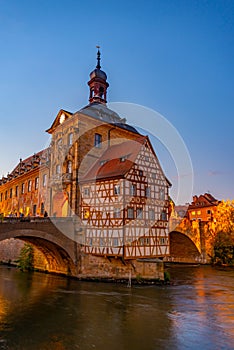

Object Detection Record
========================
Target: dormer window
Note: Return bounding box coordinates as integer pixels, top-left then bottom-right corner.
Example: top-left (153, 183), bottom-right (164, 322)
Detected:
top-left (120, 156), bottom-right (127, 162)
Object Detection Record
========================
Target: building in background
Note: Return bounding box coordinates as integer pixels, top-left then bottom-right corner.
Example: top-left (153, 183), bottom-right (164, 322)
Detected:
top-left (187, 193), bottom-right (220, 222)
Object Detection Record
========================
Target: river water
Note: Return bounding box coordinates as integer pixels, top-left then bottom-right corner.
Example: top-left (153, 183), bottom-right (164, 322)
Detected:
top-left (0, 265), bottom-right (233, 350)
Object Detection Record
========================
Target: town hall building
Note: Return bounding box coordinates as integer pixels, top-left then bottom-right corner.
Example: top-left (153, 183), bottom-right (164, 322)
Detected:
top-left (0, 49), bottom-right (171, 261)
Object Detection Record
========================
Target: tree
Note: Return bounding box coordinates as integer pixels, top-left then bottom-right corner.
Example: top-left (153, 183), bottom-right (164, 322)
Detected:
top-left (17, 243), bottom-right (34, 271)
top-left (213, 200), bottom-right (234, 234)
top-left (210, 200), bottom-right (234, 265)
top-left (212, 231), bottom-right (234, 266)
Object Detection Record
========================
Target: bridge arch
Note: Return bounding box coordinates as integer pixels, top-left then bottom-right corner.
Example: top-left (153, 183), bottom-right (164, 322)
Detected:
top-left (168, 231), bottom-right (201, 263)
top-left (0, 223), bottom-right (78, 275)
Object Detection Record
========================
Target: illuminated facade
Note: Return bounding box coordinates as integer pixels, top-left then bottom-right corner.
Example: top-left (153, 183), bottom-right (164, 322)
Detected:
top-left (0, 49), bottom-right (171, 259)
top-left (187, 193), bottom-right (219, 222)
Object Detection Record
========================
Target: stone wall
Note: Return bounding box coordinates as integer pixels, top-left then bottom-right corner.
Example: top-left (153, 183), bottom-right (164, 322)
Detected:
top-left (79, 253), bottom-right (164, 281)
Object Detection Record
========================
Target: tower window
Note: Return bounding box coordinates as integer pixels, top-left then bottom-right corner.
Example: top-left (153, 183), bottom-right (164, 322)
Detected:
top-left (94, 133), bottom-right (102, 148)
top-left (99, 86), bottom-right (104, 98)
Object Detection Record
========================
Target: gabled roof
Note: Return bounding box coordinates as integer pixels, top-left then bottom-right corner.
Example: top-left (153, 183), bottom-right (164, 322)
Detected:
top-left (80, 136), bottom-right (147, 183)
top-left (188, 193), bottom-right (219, 209)
top-left (46, 109), bottom-right (73, 134)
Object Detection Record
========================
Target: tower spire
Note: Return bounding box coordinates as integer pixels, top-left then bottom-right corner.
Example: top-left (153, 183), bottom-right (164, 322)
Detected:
top-left (87, 46), bottom-right (109, 105)
top-left (96, 45), bottom-right (101, 69)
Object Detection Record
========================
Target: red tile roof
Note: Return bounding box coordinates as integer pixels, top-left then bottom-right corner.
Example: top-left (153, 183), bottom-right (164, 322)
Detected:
top-left (80, 137), bottom-right (146, 182)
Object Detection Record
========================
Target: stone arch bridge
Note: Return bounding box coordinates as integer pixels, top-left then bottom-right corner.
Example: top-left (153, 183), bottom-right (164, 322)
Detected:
top-left (0, 217), bottom-right (81, 275)
top-left (0, 217), bottom-right (208, 279)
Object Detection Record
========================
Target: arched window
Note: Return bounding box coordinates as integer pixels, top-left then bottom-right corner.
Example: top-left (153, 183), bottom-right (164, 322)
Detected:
top-left (67, 161), bottom-right (72, 174)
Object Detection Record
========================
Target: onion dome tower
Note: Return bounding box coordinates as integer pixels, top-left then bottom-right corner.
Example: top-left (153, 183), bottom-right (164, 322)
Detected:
top-left (88, 47), bottom-right (109, 104)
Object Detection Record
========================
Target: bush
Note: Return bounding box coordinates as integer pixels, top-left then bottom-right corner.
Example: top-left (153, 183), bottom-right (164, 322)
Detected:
top-left (17, 243), bottom-right (34, 271)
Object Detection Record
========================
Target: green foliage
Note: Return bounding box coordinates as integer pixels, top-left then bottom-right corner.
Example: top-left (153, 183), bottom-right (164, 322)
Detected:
top-left (17, 243), bottom-right (34, 271)
top-left (164, 271), bottom-right (171, 282)
top-left (212, 231), bottom-right (234, 266)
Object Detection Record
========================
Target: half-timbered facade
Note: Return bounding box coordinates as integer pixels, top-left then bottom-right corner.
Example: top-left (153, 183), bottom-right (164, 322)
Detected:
top-left (80, 137), bottom-right (171, 259)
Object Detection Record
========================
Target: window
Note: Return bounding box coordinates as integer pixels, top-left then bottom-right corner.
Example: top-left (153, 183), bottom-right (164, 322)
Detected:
top-left (161, 211), bottom-right (167, 221)
top-left (15, 186), bottom-right (18, 197)
top-left (139, 170), bottom-right (143, 177)
top-left (114, 184), bottom-right (120, 195)
top-left (41, 202), bottom-right (45, 215)
top-left (192, 211), bottom-right (196, 215)
top-left (35, 177), bottom-right (39, 190)
top-left (139, 237), bottom-right (150, 246)
top-left (127, 207), bottom-right (134, 219)
top-left (56, 164), bottom-right (61, 174)
top-left (149, 209), bottom-right (155, 220)
top-left (42, 174), bottom-right (47, 187)
top-left (67, 161), bottom-right (72, 174)
top-left (84, 187), bottom-right (90, 197)
top-left (136, 207), bottom-right (143, 219)
top-left (94, 133), bottom-right (102, 148)
top-left (130, 184), bottom-right (137, 196)
top-left (99, 238), bottom-right (104, 247)
top-left (152, 173), bottom-right (156, 179)
top-left (9, 188), bottom-right (12, 199)
top-left (145, 156), bottom-right (149, 162)
top-left (5, 191), bottom-right (7, 200)
top-left (0, 193), bottom-right (2, 202)
top-left (197, 210), bottom-right (201, 215)
top-left (145, 186), bottom-right (150, 198)
top-left (83, 208), bottom-right (90, 220)
top-left (160, 237), bottom-right (166, 245)
top-left (28, 180), bottom-right (32, 192)
top-left (113, 208), bottom-right (121, 218)
top-left (68, 133), bottom-right (73, 146)
top-left (113, 238), bottom-right (119, 247)
top-left (21, 183), bottom-right (25, 194)
top-left (33, 204), bottom-right (37, 216)
top-left (57, 138), bottom-right (62, 147)
top-left (120, 156), bottom-right (127, 162)
top-left (207, 210), bottom-right (211, 214)
top-left (160, 188), bottom-right (165, 200)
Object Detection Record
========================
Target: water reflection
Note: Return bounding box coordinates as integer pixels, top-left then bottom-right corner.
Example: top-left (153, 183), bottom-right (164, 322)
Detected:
top-left (0, 265), bottom-right (233, 350)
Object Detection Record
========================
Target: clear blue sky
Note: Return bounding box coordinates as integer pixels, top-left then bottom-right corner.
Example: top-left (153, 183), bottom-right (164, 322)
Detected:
top-left (0, 0), bottom-right (233, 203)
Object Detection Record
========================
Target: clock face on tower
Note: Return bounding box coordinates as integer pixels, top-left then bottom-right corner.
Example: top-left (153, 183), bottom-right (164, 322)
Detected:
top-left (59, 113), bottom-right (65, 124)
